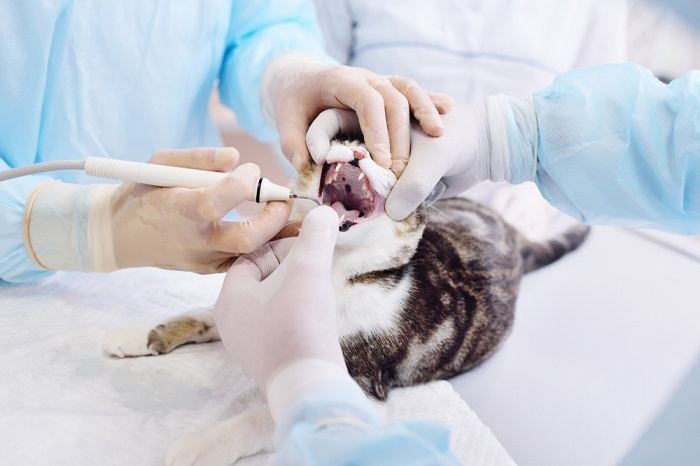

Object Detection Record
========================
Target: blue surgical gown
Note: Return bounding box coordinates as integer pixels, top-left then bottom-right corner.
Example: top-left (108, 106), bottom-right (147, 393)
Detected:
top-left (531, 64), bottom-right (700, 234)
top-left (0, 0), bottom-right (330, 283)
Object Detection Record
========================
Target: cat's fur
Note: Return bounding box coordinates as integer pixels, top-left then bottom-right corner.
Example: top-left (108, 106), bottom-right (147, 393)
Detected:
top-left (104, 141), bottom-right (589, 465)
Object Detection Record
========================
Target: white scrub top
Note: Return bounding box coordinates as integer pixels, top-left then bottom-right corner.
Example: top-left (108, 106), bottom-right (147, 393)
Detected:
top-left (315, 0), bottom-right (628, 101)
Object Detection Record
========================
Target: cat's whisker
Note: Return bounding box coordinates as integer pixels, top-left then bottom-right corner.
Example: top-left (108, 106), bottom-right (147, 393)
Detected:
top-left (428, 203), bottom-right (458, 225)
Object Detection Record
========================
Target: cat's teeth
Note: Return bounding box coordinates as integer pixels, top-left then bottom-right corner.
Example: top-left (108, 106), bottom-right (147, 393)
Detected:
top-left (335, 163), bottom-right (342, 173)
top-left (358, 172), bottom-right (365, 181)
top-left (361, 183), bottom-right (373, 201)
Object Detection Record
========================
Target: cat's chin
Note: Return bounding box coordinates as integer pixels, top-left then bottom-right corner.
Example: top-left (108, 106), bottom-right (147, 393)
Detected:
top-left (334, 211), bottom-right (392, 245)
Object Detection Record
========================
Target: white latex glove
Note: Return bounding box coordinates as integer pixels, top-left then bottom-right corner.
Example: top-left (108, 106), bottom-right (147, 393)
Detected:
top-left (386, 98), bottom-right (538, 220)
top-left (213, 206), bottom-right (344, 391)
top-left (385, 104), bottom-right (492, 221)
top-left (26, 148), bottom-right (293, 273)
top-left (264, 52), bottom-right (453, 175)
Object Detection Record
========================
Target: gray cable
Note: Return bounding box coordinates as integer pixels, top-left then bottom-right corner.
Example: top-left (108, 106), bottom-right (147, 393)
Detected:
top-left (0, 160), bottom-right (86, 182)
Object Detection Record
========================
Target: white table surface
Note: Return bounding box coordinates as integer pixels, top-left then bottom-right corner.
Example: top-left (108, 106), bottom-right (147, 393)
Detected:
top-left (450, 227), bottom-right (700, 466)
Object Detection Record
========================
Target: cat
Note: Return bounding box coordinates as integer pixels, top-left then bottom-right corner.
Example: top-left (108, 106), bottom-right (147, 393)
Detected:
top-left (103, 140), bottom-right (589, 465)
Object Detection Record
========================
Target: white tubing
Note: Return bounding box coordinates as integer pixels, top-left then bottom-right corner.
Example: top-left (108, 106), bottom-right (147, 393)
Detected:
top-left (0, 160), bottom-right (85, 181)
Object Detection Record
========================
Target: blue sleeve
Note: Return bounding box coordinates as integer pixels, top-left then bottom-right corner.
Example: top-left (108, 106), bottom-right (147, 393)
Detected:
top-left (219, 0), bottom-right (334, 142)
top-left (533, 64), bottom-right (700, 235)
top-left (0, 160), bottom-right (53, 283)
top-left (274, 384), bottom-right (461, 466)
top-left (655, 0), bottom-right (700, 30)
top-left (0, 3), bottom-right (64, 282)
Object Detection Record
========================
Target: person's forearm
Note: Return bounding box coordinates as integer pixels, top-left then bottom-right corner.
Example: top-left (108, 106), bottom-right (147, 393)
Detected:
top-left (219, 0), bottom-right (333, 141)
top-left (269, 360), bottom-right (460, 466)
top-left (531, 64), bottom-right (700, 234)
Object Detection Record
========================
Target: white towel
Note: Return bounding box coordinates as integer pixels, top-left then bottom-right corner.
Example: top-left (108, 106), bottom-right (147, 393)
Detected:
top-left (0, 268), bottom-right (513, 466)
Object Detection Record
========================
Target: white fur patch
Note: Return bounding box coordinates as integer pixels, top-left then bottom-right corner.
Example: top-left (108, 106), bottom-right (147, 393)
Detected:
top-left (326, 143), bottom-right (355, 163)
top-left (102, 327), bottom-right (156, 358)
top-left (358, 157), bottom-right (396, 198)
top-left (396, 320), bottom-right (455, 383)
top-left (336, 274), bottom-right (412, 338)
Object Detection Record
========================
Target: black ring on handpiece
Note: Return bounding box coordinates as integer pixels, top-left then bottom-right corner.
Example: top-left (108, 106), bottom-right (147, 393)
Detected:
top-left (255, 178), bottom-right (263, 203)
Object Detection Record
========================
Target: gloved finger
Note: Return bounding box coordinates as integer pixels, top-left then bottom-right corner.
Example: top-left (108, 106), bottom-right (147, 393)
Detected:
top-left (150, 147), bottom-right (240, 172)
top-left (234, 236), bottom-right (296, 282)
top-left (221, 256), bottom-right (263, 292)
top-left (241, 243), bottom-right (281, 280)
top-left (306, 109), bottom-right (361, 165)
top-left (424, 180), bottom-right (447, 205)
top-left (271, 221), bottom-right (302, 240)
top-left (389, 76), bottom-right (444, 138)
top-left (172, 163), bottom-right (261, 222)
top-left (285, 206), bottom-right (339, 273)
top-left (334, 83), bottom-right (392, 169)
top-left (385, 139), bottom-right (449, 221)
top-left (430, 93), bottom-right (455, 115)
top-left (209, 201), bottom-right (292, 254)
top-left (278, 106), bottom-right (313, 172)
top-left (269, 237), bottom-right (296, 263)
top-left (372, 79), bottom-right (411, 177)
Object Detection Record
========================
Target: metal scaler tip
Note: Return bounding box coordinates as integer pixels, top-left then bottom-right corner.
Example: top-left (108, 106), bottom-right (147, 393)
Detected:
top-left (290, 193), bottom-right (321, 206)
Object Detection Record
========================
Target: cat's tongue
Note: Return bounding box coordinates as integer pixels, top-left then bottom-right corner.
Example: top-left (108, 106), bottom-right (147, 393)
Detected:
top-left (331, 201), bottom-right (361, 222)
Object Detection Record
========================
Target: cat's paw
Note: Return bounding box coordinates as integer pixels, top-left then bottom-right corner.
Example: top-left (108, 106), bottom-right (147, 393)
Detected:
top-left (166, 432), bottom-right (211, 466)
top-left (165, 429), bottom-right (241, 466)
top-left (102, 327), bottom-right (158, 358)
top-left (165, 409), bottom-right (273, 466)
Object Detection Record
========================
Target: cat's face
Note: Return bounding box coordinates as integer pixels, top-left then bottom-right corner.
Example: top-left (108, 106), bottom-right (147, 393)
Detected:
top-left (292, 141), bottom-right (426, 274)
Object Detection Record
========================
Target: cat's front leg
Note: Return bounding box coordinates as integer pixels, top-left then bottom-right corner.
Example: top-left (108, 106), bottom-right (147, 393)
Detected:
top-left (103, 309), bottom-right (219, 357)
top-left (165, 406), bottom-right (274, 466)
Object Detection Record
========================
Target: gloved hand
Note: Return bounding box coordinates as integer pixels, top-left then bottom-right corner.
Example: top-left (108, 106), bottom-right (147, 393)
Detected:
top-left (26, 148), bottom-right (292, 273)
top-left (212, 206), bottom-right (344, 391)
top-left (263, 52), bottom-right (453, 175)
top-left (386, 97), bottom-right (538, 220)
top-left (385, 104), bottom-right (493, 221)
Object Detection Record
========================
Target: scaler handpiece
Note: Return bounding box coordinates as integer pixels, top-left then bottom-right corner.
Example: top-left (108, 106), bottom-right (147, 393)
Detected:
top-left (0, 157), bottom-right (321, 205)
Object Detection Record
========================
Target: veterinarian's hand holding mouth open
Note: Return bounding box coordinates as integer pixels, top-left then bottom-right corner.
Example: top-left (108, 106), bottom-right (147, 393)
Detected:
top-left (213, 206), bottom-right (460, 465)
top-left (272, 56), bottom-right (454, 174)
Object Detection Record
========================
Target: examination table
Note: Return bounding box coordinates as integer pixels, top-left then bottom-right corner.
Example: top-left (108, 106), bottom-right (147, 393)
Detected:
top-left (1, 227), bottom-right (698, 465)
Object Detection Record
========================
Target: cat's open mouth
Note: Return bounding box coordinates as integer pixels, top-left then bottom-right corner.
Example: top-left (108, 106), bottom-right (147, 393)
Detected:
top-left (320, 159), bottom-right (385, 232)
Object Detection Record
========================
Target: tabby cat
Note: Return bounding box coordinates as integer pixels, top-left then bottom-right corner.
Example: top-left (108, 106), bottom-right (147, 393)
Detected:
top-left (104, 140), bottom-right (589, 465)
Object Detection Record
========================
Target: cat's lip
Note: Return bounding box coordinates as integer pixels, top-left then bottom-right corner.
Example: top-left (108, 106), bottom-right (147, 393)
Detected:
top-left (320, 161), bottom-right (384, 231)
